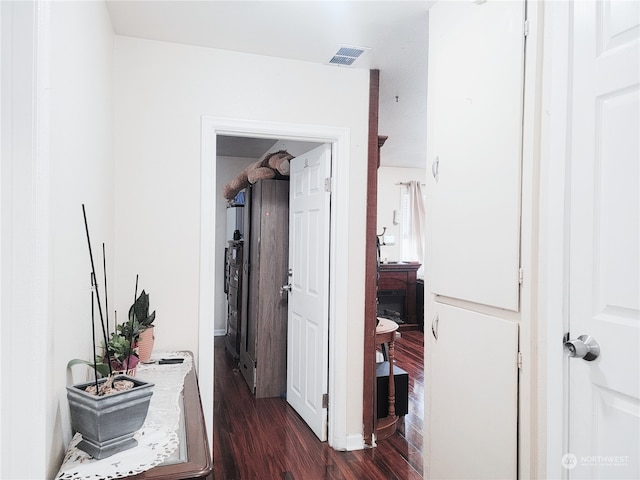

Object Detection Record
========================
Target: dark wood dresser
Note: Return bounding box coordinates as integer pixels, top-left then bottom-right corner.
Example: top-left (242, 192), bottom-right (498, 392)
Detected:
top-left (225, 241), bottom-right (243, 359)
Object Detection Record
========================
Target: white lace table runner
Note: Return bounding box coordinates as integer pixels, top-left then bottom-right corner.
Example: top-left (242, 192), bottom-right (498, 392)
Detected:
top-left (56, 351), bottom-right (193, 480)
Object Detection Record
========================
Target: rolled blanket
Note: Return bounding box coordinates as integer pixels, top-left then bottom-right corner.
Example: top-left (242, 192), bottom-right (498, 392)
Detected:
top-left (243, 160), bottom-right (262, 176)
top-left (248, 166), bottom-right (276, 184)
top-left (275, 158), bottom-right (290, 176)
top-left (264, 150), bottom-right (294, 176)
top-left (223, 170), bottom-right (250, 200)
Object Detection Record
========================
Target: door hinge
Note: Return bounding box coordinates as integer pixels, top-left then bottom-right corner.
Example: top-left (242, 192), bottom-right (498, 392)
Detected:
top-left (524, 19), bottom-right (530, 37)
top-left (322, 393), bottom-right (329, 408)
top-left (518, 267), bottom-right (524, 284)
top-left (517, 352), bottom-right (523, 370)
top-left (324, 178), bottom-right (332, 193)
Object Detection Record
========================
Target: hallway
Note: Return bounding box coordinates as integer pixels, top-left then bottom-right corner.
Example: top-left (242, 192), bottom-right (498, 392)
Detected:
top-left (213, 331), bottom-right (424, 479)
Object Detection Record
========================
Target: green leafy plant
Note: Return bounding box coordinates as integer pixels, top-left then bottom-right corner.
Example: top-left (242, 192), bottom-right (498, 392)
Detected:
top-left (129, 290), bottom-right (155, 331)
top-left (69, 318), bottom-right (142, 378)
top-left (68, 330), bottom-right (139, 378)
top-left (115, 316), bottom-right (141, 341)
top-left (97, 331), bottom-right (139, 374)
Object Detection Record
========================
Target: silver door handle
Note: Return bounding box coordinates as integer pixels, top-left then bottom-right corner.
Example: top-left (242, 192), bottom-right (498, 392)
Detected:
top-left (280, 284), bottom-right (292, 297)
top-left (431, 314), bottom-right (439, 341)
top-left (564, 335), bottom-right (600, 361)
top-left (432, 156), bottom-right (439, 182)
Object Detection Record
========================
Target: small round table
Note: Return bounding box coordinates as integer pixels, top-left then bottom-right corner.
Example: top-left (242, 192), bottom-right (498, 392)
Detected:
top-left (375, 317), bottom-right (399, 441)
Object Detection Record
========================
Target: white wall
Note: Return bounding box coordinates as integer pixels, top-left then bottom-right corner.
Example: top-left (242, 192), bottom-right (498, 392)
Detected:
top-left (214, 155), bottom-right (255, 335)
top-left (376, 166), bottom-right (426, 262)
top-left (48, 2), bottom-right (115, 477)
top-left (1, 1), bottom-right (115, 479)
top-left (114, 36), bottom-right (370, 439)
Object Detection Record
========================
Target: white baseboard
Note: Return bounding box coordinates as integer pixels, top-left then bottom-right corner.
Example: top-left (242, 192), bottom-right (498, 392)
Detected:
top-left (344, 433), bottom-right (366, 451)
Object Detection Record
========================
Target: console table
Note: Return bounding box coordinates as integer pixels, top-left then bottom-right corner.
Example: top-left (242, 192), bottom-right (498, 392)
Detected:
top-left (56, 352), bottom-right (212, 480)
top-left (130, 362), bottom-right (212, 480)
top-left (377, 262), bottom-right (421, 331)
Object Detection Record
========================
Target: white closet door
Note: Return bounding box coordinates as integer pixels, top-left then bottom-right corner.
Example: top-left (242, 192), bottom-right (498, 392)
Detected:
top-left (430, 303), bottom-right (519, 479)
top-left (428, 0), bottom-right (525, 311)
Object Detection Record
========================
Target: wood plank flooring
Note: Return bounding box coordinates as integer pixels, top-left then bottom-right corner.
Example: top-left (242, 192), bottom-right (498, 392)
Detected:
top-left (213, 330), bottom-right (424, 479)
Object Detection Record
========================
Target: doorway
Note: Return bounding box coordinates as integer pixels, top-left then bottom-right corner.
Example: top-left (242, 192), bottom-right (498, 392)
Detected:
top-left (199, 116), bottom-right (352, 452)
top-left (218, 138), bottom-right (329, 441)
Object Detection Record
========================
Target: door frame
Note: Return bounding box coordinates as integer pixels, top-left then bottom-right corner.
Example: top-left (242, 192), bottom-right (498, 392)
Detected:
top-left (1, 1), bottom-right (51, 477)
top-left (536, 1), bottom-right (586, 478)
top-left (199, 116), bottom-right (352, 452)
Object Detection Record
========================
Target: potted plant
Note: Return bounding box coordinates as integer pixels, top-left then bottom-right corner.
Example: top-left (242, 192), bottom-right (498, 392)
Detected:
top-left (99, 326), bottom-right (141, 376)
top-left (66, 373), bottom-right (153, 459)
top-left (66, 205), bottom-right (154, 459)
top-left (130, 290), bottom-right (156, 363)
top-left (66, 314), bottom-right (151, 459)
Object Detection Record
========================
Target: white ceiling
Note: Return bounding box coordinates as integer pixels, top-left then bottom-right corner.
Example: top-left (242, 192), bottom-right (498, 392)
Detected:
top-left (106, 1), bottom-right (433, 168)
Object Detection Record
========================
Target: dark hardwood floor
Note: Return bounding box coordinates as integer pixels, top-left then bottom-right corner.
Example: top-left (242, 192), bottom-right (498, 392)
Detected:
top-left (213, 330), bottom-right (424, 480)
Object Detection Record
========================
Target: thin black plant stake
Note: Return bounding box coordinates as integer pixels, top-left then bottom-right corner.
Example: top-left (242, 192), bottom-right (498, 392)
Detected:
top-left (91, 284), bottom-right (99, 395)
top-left (103, 243), bottom-right (109, 340)
top-left (125, 274), bottom-right (140, 374)
top-left (82, 204), bottom-right (112, 376)
top-left (92, 272), bottom-right (112, 377)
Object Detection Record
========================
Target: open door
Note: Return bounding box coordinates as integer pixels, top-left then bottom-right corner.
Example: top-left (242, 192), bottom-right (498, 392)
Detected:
top-left (285, 144), bottom-right (331, 441)
top-left (563, 2), bottom-right (640, 477)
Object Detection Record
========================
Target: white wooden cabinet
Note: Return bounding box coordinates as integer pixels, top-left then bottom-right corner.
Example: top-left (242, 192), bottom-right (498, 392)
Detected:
top-left (430, 303), bottom-right (518, 479)
top-left (428, 0), bottom-right (525, 312)
top-left (425, 1), bottom-right (526, 478)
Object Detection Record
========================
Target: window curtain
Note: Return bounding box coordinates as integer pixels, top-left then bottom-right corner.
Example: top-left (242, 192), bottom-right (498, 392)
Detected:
top-left (401, 181), bottom-right (426, 273)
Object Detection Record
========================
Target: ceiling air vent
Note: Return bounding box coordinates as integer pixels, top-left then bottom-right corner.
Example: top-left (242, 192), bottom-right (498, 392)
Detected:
top-left (330, 55), bottom-right (356, 66)
top-left (329, 45), bottom-right (369, 66)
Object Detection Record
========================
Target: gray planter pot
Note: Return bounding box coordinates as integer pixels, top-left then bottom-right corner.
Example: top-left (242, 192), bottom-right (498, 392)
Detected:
top-left (67, 375), bottom-right (154, 459)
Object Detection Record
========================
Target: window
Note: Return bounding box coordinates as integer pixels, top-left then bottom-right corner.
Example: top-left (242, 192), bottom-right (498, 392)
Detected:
top-left (399, 182), bottom-right (426, 274)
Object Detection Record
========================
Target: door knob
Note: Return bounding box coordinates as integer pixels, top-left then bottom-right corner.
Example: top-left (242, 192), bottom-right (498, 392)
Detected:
top-left (564, 335), bottom-right (600, 361)
top-left (279, 284), bottom-right (292, 297)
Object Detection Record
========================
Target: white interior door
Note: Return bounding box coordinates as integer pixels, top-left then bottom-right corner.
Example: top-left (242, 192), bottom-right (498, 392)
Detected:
top-left (565, 2), bottom-right (640, 478)
top-left (286, 144), bottom-right (331, 441)
top-left (430, 304), bottom-right (519, 479)
top-left (428, 0), bottom-right (525, 311)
